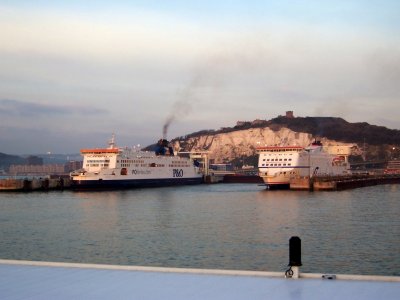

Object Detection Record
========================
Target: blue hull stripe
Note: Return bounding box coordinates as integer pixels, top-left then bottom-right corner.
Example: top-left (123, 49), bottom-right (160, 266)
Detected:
top-left (71, 177), bottom-right (203, 190)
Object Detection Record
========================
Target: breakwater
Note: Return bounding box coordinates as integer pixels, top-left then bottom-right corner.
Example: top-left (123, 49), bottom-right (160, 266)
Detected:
top-left (1, 173), bottom-right (400, 192)
top-left (0, 177), bottom-right (71, 191)
top-left (290, 174), bottom-right (400, 191)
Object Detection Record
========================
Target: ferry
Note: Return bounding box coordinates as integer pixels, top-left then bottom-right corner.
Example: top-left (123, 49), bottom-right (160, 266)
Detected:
top-left (70, 135), bottom-right (203, 190)
top-left (257, 140), bottom-right (351, 189)
top-left (384, 160), bottom-right (400, 174)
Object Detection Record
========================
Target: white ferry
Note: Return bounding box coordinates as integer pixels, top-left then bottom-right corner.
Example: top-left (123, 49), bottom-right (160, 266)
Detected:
top-left (257, 140), bottom-right (351, 189)
top-left (70, 135), bottom-right (203, 190)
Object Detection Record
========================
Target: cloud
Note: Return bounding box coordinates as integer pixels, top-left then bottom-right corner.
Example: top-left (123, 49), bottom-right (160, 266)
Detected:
top-left (0, 99), bottom-right (107, 117)
top-left (0, 5), bottom-right (212, 64)
top-left (0, 3), bottom-right (399, 154)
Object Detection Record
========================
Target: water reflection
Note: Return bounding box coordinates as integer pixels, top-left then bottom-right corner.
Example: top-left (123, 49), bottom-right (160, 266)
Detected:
top-left (0, 184), bottom-right (399, 275)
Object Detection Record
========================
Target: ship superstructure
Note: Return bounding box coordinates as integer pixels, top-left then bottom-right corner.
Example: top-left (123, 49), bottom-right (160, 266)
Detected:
top-left (70, 135), bottom-right (203, 190)
top-left (257, 141), bottom-right (351, 188)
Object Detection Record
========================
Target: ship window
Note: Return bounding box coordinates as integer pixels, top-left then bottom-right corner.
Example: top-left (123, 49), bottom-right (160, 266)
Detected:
top-left (263, 159), bottom-right (266, 161)
top-left (288, 163), bottom-right (291, 166)
top-left (284, 159), bottom-right (287, 161)
top-left (120, 168), bottom-right (127, 175)
top-left (279, 159), bottom-right (282, 161)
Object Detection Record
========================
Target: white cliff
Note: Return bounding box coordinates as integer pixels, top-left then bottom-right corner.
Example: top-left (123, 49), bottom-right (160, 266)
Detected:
top-left (175, 127), bottom-right (357, 163)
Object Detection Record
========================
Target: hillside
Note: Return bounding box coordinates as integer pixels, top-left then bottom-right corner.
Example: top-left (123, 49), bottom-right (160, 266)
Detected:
top-left (0, 153), bottom-right (25, 171)
top-left (169, 115), bottom-right (400, 166)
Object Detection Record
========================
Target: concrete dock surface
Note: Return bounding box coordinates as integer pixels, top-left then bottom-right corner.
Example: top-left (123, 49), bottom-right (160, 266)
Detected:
top-left (0, 260), bottom-right (399, 300)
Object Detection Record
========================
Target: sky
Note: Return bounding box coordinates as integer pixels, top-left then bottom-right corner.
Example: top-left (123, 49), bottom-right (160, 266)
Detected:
top-left (1, 0), bottom-right (399, 154)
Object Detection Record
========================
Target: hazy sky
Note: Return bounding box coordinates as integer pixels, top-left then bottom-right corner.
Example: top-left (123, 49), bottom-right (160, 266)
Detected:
top-left (1, 0), bottom-right (399, 154)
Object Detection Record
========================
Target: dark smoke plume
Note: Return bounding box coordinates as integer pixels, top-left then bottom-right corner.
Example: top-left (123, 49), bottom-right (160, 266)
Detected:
top-left (162, 40), bottom-right (273, 139)
top-left (162, 74), bottom-right (204, 139)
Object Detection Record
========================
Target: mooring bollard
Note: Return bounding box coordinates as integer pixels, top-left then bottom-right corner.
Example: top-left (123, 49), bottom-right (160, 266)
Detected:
top-left (286, 236), bottom-right (302, 279)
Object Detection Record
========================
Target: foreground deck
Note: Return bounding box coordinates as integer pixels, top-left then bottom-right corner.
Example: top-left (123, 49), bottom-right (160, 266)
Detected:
top-left (0, 260), bottom-right (399, 299)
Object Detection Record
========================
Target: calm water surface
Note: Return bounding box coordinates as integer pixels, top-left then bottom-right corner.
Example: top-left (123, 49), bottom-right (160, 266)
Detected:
top-left (0, 184), bottom-right (399, 276)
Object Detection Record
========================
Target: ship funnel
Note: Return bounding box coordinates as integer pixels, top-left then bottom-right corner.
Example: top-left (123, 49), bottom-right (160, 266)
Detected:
top-left (155, 139), bottom-right (174, 156)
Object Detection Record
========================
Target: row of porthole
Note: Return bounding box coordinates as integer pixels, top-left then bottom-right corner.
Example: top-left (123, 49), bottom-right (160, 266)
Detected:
top-left (262, 158), bottom-right (292, 162)
top-left (261, 163), bottom-right (292, 167)
top-left (120, 160), bottom-right (144, 163)
top-left (279, 171), bottom-right (297, 175)
top-left (86, 164), bottom-right (109, 167)
top-left (169, 165), bottom-right (189, 167)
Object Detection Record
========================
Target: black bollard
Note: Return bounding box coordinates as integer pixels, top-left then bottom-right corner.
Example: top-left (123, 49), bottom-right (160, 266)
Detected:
top-left (288, 236), bottom-right (302, 267)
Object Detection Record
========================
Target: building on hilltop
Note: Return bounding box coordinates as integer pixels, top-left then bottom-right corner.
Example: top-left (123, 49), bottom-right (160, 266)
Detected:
top-left (236, 121), bottom-right (246, 126)
top-left (251, 119), bottom-right (265, 126)
top-left (285, 111), bottom-right (294, 118)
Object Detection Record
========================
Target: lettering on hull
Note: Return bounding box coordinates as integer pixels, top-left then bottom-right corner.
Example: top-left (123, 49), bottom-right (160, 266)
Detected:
top-left (132, 169), bottom-right (151, 175)
top-left (173, 169), bottom-right (184, 177)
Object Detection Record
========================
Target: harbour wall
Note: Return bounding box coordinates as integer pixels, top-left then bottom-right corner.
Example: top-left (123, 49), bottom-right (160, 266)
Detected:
top-left (0, 177), bottom-right (71, 192)
top-left (2, 174), bottom-right (399, 192)
top-left (290, 174), bottom-right (400, 191)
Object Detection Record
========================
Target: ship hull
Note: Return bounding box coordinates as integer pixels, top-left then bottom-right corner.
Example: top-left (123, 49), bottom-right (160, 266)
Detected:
top-left (264, 182), bottom-right (290, 190)
top-left (71, 176), bottom-right (203, 190)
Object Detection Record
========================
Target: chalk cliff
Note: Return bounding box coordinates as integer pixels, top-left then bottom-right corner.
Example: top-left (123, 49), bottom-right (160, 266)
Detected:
top-left (173, 127), bottom-right (357, 164)
top-left (144, 115), bottom-right (400, 165)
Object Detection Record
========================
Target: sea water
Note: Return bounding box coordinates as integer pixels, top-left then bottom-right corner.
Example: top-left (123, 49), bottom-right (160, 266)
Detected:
top-left (0, 184), bottom-right (399, 276)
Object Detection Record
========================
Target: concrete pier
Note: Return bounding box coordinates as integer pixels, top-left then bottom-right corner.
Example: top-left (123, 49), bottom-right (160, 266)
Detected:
top-left (289, 174), bottom-right (400, 191)
top-left (0, 177), bottom-right (71, 192)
